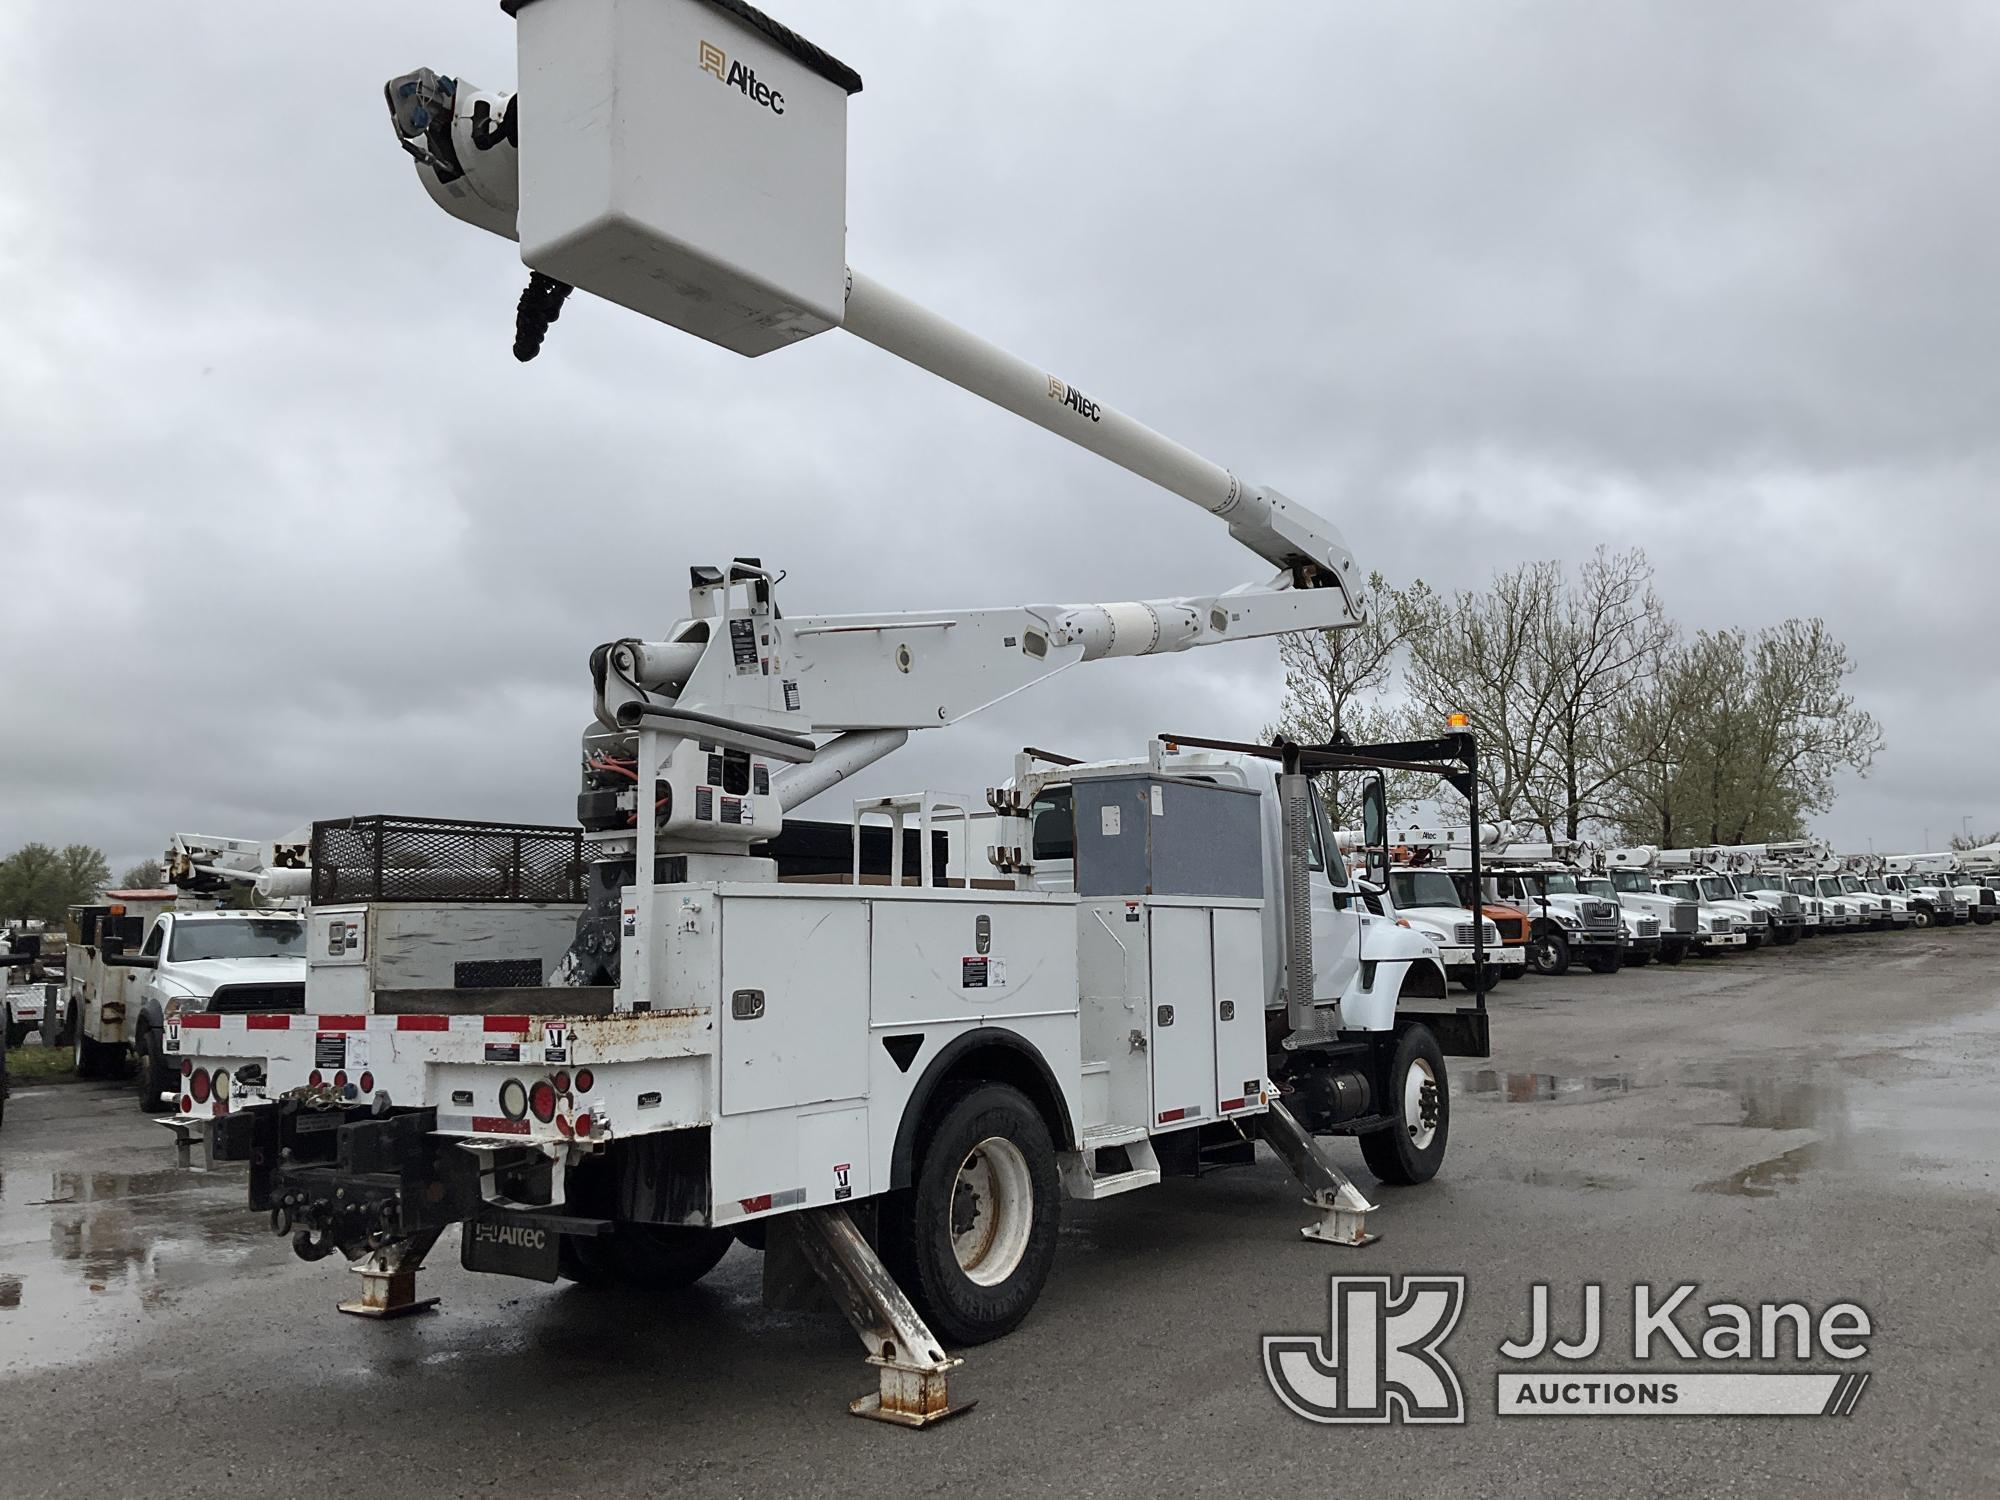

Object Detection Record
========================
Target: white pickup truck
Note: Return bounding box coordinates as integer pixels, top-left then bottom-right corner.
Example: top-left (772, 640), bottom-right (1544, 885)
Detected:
top-left (127, 910), bottom-right (308, 1113)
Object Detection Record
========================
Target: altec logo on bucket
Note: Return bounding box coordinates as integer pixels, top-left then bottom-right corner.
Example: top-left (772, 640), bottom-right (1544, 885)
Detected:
top-left (700, 40), bottom-right (785, 115)
top-left (1264, 1278), bottom-right (1874, 1423)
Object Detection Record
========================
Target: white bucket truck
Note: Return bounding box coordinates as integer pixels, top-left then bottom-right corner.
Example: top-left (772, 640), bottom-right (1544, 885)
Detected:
top-left (169, 0), bottom-right (1493, 1424)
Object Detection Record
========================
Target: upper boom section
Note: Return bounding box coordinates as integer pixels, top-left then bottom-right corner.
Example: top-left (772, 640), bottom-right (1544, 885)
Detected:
top-left (385, 0), bottom-right (1362, 611)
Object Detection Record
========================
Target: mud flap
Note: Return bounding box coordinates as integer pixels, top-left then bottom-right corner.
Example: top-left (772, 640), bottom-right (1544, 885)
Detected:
top-left (460, 1208), bottom-right (610, 1282)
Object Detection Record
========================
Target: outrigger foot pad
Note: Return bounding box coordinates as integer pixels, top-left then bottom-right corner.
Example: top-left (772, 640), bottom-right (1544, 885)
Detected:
top-left (337, 1229), bottom-right (443, 1319)
top-left (1251, 1098), bottom-right (1381, 1249)
top-left (788, 1206), bottom-right (975, 1428)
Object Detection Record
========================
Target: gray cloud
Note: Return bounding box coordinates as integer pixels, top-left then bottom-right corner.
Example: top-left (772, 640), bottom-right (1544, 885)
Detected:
top-left (3, 0), bottom-right (1996, 876)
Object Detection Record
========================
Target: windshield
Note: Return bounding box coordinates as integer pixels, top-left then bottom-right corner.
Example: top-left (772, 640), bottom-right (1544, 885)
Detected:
top-left (1816, 878), bottom-right (1843, 897)
top-left (168, 918), bottom-right (306, 962)
top-left (1390, 869), bottom-right (1462, 911)
top-left (1540, 873), bottom-right (1581, 895)
top-left (1787, 878), bottom-right (1816, 896)
top-left (1698, 877), bottom-right (1735, 900)
top-left (1839, 876), bottom-right (1865, 893)
top-left (1867, 878), bottom-right (1889, 894)
top-left (1609, 870), bottom-right (1654, 894)
top-left (1582, 878), bottom-right (1616, 899)
top-left (1660, 880), bottom-right (1701, 901)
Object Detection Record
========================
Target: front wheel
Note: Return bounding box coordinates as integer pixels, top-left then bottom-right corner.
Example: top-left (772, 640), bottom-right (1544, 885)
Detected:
top-left (878, 1080), bottom-right (1061, 1346)
top-left (4, 1020), bottom-right (26, 1049)
top-left (1657, 940), bottom-right (1688, 966)
top-left (1625, 947), bottom-right (1653, 967)
top-left (1360, 1025), bottom-right (1449, 1186)
top-left (1586, 946), bottom-right (1623, 975)
top-left (1528, 929), bottom-right (1571, 976)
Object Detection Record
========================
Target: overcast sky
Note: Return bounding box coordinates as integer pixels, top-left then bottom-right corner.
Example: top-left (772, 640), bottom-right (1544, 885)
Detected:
top-left (3, 0), bottom-right (1996, 875)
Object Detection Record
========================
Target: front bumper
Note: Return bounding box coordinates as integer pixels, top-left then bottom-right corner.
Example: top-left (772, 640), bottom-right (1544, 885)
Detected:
top-left (1623, 934), bottom-right (1662, 955)
top-left (1698, 930), bottom-right (1749, 949)
top-left (1438, 944), bottom-right (1527, 970)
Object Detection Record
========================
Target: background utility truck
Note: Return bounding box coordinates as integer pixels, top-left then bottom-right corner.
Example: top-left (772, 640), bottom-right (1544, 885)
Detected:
top-left (170, 0), bottom-right (1492, 1426)
top-left (64, 832), bottom-right (311, 1088)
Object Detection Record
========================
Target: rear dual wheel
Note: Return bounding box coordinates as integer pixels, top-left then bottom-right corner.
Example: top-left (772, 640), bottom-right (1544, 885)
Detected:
top-left (878, 1080), bottom-right (1062, 1346)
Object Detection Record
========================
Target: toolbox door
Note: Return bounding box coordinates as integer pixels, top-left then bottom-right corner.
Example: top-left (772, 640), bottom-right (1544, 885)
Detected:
top-left (720, 898), bottom-right (869, 1115)
top-left (1147, 906), bottom-right (1216, 1129)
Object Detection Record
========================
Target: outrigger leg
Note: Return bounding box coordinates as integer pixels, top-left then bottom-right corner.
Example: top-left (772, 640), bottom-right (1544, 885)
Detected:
top-left (789, 1206), bottom-right (973, 1428)
top-left (338, 1227), bottom-right (444, 1320)
top-left (156, 1117), bottom-right (203, 1170)
top-left (1251, 1099), bottom-right (1380, 1248)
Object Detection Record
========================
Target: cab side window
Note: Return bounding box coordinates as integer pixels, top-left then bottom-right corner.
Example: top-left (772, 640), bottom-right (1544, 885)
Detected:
top-left (141, 922), bottom-right (166, 958)
top-left (1030, 786), bottom-right (1074, 862)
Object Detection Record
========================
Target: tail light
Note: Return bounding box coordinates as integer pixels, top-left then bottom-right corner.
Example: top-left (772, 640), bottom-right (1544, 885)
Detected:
top-left (359, 1072), bottom-right (375, 1094)
top-left (212, 1070), bottom-right (231, 1104)
top-left (529, 1080), bottom-right (557, 1123)
top-left (574, 1069), bottom-right (594, 1093)
top-left (180, 1058), bottom-right (194, 1078)
top-left (553, 1070), bottom-right (571, 1094)
top-left (189, 1068), bottom-right (212, 1105)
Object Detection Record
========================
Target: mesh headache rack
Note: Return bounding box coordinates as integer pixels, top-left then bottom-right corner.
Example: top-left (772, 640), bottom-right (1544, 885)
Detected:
top-left (310, 816), bottom-right (587, 904)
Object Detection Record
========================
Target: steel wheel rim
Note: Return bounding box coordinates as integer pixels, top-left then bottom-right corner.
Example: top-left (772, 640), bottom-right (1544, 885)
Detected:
top-left (950, 1136), bottom-right (1033, 1286)
top-left (1532, 936), bottom-right (1561, 971)
top-left (1403, 1058), bottom-right (1440, 1152)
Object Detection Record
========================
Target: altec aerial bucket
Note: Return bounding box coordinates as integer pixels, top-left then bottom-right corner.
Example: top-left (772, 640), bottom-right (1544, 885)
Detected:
top-left (505, 0), bottom-right (863, 356)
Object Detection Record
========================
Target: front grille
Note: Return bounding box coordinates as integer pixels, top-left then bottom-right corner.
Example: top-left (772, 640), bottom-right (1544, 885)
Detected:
top-left (1636, 917), bottom-right (1659, 937)
top-left (1582, 900), bottom-right (1619, 928)
top-left (1747, 909), bottom-right (1769, 927)
top-left (311, 815), bottom-right (587, 904)
top-left (1670, 903), bottom-right (1698, 934)
top-left (1711, 915), bottom-right (1734, 934)
top-left (1778, 893), bottom-right (1802, 916)
top-left (206, 983), bottom-right (306, 1015)
top-left (1452, 921), bottom-right (1501, 946)
top-left (1492, 914), bottom-right (1528, 943)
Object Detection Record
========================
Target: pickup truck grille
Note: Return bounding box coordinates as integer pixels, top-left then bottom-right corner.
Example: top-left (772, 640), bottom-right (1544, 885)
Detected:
top-left (1669, 903), bottom-right (1698, 934)
top-left (206, 983), bottom-right (306, 1015)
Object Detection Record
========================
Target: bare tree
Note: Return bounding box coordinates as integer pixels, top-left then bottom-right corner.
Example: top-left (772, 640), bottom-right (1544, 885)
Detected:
top-left (1400, 561), bottom-right (1564, 832)
top-left (1522, 548), bottom-right (1674, 842)
top-left (1269, 573), bottom-right (1430, 829)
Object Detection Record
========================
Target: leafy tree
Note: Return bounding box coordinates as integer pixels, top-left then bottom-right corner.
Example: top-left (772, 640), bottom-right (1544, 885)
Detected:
top-left (120, 857), bottom-right (165, 889)
top-left (0, 843), bottom-right (111, 922)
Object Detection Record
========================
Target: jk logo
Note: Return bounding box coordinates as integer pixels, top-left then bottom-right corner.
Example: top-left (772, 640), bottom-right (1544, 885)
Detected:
top-left (1263, 1275), bottom-right (1467, 1424)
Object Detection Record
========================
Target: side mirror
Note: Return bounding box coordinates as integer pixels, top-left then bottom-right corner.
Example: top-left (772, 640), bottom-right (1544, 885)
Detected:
top-left (1359, 774), bottom-right (1389, 885)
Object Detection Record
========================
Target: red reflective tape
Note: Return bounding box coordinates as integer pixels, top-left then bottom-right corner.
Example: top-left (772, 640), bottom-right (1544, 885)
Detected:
top-left (316, 1014), bottom-right (366, 1032)
top-left (739, 1195), bottom-right (773, 1214)
top-left (246, 1014), bottom-right (292, 1031)
top-left (396, 1014), bottom-right (450, 1032)
top-left (1218, 1097), bottom-right (1245, 1113)
top-left (469, 1116), bottom-right (531, 1135)
top-left (483, 1016), bottom-right (532, 1034)
top-left (1157, 1107), bottom-right (1186, 1124)
top-left (180, 1014), bottom-right (222, 1029)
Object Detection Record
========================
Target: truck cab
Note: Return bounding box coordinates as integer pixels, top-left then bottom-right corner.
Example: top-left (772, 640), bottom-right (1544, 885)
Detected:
top-left (1745, 869), bottom-right (1822, 935)
top-left (1489, 868), bottom-right (1625, 975)
top-left (1655, 878), bottom-right (1749, 951)
top-left (1580, 875), bottom-right (1663, 964)
top-left (1604, 868), bottom-right (1698, 964)
top-left (1692, 874), bottom-right (1773, 949)
top-left (1383, 865), bottom-right (1519, 990)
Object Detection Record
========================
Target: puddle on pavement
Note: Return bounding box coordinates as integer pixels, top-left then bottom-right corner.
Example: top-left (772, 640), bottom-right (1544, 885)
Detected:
top-left (1459, 1055), bottom-right (2000, 1198)
top-left (0, 1161), bottom-right (285, 1373)
top-left (1458, 1070), bottom-right (1635, 1103)
top-left (1697, 1142), bottom-right (1824, 1198)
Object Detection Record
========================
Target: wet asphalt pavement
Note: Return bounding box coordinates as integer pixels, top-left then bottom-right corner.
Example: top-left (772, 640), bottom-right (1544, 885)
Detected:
top-left (3, 929), bottom-right (1998, 1498)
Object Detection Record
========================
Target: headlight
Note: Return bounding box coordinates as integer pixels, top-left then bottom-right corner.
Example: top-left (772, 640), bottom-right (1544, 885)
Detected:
top-left (1556, 914), bottom-right (1581, 929)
